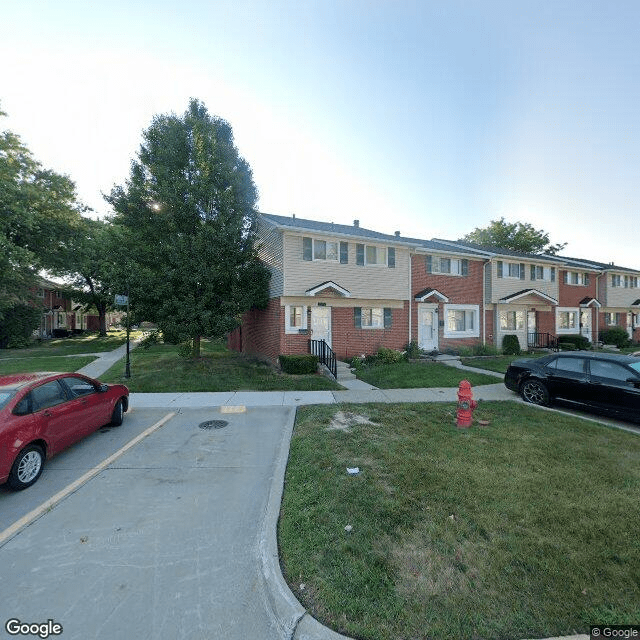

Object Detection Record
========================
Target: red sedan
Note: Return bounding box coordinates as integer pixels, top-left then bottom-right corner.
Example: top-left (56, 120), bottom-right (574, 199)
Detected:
top-left (0, 372), bottom-right (129, 490)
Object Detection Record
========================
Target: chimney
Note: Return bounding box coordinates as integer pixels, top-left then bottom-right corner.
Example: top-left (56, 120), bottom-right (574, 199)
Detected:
top-left (353, 219), bottom-right (359, 227)
top-left (292, 213), bottom-right (296, 219)
top-left (395, 231), bottom-right (400, 237)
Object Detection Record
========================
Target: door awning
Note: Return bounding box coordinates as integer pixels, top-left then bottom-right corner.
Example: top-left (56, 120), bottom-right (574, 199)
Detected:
top-left (414, 288), bottom-right (449, 303)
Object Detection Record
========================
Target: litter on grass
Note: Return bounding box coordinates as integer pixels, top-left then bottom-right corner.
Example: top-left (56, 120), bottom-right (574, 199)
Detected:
top-left (347, 467), bottom-right (360, 475)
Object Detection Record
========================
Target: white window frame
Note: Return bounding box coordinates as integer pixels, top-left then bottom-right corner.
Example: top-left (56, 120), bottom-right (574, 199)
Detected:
top-left (364, 246), bottom-right (387, 266)
top-left (611, 274), bottom-right (621, 288)
top-left (285, 305), bottom-right (308, 334)
top-left (444, 304), bottom-right (479, 338)
top-left (432, 257), bottom-right (464, 275)
top-left (505, 262), bottom-right (522, 279)
top-left (556, 307), bottom-right (579, 333)
top-left (312, 239), bottom-right (339, 262)
top-left (499, 310), bottom-right (525, 331)
top-left (361, 307), bottom-right (384, 329)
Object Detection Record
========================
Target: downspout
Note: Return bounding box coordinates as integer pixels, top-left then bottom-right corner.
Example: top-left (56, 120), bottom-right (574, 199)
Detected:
top-left (482, 259), bottom-right (488, 347)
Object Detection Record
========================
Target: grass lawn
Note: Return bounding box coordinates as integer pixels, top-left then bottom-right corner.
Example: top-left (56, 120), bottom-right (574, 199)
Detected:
top-left (354, 361), bottom-right (498, 388)
top-left (0, 355), bottom-right (96, 375)
top-left (279, 402), bottom-right (640, 640)
top-left (459, 353), bottom-right (548, 374)
top-left (100, 340), bottom-right (343, 392)
top-left (0, 330), bottom-right (143, 359)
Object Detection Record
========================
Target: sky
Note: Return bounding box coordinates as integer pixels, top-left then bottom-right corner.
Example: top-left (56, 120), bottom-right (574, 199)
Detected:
top-left (1, 0), bottom-right (639, 268)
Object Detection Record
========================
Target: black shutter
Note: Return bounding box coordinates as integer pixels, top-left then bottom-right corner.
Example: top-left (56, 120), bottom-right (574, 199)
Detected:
top-left (388, 247), bottom-right (395, 268)
top-left (426, 255), bottom-right (432, 273)
top-left (303, 237), bottom-right (312, 261)
top-left (384, 308), bottom-right (392, 329)
top-left (584, 273), bottom-right (590, 286)
top-left (356, 244), bottom-right (365, 266)
top-left (497, 261), bottom-right (503, 278)
top-left (520, 264), bottom-right (526, 280)
top-left (551, 267), bottom-right (556, 282)
top-left (530, 265), bottom-right (536, 280)
top-left (354, 307), bottom-right (362, 328)
top-left (340, 242), bottom-right (348, 264)
top-left (461, 259), bottom-right (468, 276)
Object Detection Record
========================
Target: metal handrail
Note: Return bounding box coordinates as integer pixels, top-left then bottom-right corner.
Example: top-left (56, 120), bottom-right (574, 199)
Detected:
top-left (309, 339), bottom-right (337, 378)
top-left (527, 332), bottom-right (559, 351)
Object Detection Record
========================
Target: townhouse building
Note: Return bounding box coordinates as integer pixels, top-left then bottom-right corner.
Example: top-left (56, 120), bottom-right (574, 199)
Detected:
top-left (229, 213), bottom-right (640, 363)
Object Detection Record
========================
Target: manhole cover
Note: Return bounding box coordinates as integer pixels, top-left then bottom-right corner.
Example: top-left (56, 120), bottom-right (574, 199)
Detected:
top-left (199, 420), bottom-right (229, 430)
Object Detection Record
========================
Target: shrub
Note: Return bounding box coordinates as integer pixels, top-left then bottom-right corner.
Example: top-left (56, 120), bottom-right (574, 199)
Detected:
top-left (0, 304), bottom-right (41, 348)
top-left (404, 340), bottom-right (422, 360)
top-left (376, 347), bottom-right (404, 364)
top-left (502, 334), bottom-right (521, 355)
top-left (279, 354), bottom-right (319, 374)
top-left (599, 327), bottom-right (631, 349)
top-left (558, 334), bottom-right (591, 350)
top-left (139, 330), bottom-right (162, 349)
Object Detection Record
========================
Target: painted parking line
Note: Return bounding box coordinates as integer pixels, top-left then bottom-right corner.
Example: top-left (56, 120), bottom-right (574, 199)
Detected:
top-left (0, 411), bottom-right (176, 548)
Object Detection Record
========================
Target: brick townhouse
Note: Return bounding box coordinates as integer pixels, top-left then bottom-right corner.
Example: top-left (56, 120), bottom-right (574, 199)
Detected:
top-left (228, 213), bottom-right (640, 362)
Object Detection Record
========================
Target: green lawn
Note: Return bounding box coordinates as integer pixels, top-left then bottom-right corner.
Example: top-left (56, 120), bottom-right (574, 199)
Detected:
top-left (0, 330), bottom-right (143, 359)
top-left (459, 353), bottom-right (547, 374)
top-left (279, 402), bottom-right (640, 640)
top-left (100, 340), bottom-right (343, 392)
top-left (0, 355), bottom-right (96, 375)
top-left (354, 361), bottom-right (498, 388)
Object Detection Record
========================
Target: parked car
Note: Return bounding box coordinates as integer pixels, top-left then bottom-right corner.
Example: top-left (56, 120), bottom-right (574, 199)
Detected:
top-left (504, 352), bottom-right (640, 422)
top-left (0, 372), bottom-right (129, 490)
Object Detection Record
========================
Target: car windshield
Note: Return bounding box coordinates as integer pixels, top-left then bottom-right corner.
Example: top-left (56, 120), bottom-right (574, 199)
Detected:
top-left (629, 361), bottom-right (640, 374)
top-left (0, 390), bottom-right (17, 410)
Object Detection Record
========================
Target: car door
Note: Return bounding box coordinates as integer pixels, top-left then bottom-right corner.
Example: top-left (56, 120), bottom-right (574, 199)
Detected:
top-left (59, 376), bottom-right (108, 435)
top-left (587, 359), bottom-right (640, 417)
top-left (544, 356), bottom-right (589, 403)
top-left (30, 380), bottom-right (86, 455)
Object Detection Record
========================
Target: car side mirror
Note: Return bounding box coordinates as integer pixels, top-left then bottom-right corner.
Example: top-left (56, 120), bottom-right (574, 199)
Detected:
top-left (627, 377), bottom-right (640, 389)
top-left (99, 384), bottom-right (109, 393)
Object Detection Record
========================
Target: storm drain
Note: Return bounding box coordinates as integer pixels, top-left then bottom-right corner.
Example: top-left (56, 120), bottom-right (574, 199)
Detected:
top-left (199, 420), bottom-right (229, 430)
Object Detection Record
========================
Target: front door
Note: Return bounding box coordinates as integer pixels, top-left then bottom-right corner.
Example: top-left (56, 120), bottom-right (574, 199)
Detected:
top-left (418, 305), bottom-right (438, 351)
top-left (627, 312), bottom-right (633, 340)
top-left (580, 309), bottom-right (592, 341)
top-left (311, 306), bottom-right (332, 348)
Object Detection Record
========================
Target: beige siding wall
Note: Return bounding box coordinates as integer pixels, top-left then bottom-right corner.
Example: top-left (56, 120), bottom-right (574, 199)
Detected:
top-left (602, 274), bottom-right (640, 307)
top-left (490, 261), bottom-right (559, 303)
top-left (282, 233), bottom-right (410, 299)
top-left (256, 221), bottom-right (284, 297)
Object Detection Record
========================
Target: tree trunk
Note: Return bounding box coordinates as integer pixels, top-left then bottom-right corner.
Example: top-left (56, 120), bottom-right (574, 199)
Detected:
top-left (192, 335), bottom-right (201, 358)
top-left (98, 302), bottom-right (107, 337)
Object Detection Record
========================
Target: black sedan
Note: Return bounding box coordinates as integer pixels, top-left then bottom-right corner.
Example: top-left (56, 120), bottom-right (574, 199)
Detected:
top-left (504, 352), bottom-right (640, 422)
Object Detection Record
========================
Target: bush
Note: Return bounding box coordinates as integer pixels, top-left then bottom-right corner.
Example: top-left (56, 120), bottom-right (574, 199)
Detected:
top-left (376, 347), bottom-right (404, 364)
top-left (558, 334), bottom-right (591, 350)
top-left (139, 330), bottom-right (162, 349)
top-left (502, 334), bottom-right (521, 355)
top-left (599, 327), bottom-right (631, 349)
top-left (279, 354), bottom-right (319, 374)
top-left (404, 340), bottom-right (422, 360)
top-left (0, 304), bottom-right (41, 349)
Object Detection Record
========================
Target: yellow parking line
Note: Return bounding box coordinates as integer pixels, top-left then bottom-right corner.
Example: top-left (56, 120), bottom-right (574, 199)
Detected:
top-left (0, 411), bottom-right (176, 547)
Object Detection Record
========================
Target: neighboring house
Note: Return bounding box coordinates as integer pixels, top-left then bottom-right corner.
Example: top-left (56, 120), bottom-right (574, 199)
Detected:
top-left (229, 213), bottom-right (640, 363)
top-left (229, 213), bottom-right (417, 360)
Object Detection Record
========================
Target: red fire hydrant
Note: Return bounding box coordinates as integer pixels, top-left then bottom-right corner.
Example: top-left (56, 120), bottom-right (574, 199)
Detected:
top-left (456, 380), bottom-right (477, 428)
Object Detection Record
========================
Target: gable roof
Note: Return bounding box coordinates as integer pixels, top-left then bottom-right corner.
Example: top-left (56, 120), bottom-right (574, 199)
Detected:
top-left (499, 289), bottom-right (558, 305)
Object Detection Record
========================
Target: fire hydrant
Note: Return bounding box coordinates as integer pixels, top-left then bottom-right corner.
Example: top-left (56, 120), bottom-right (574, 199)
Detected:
top-left (456, 380), bottom-right (477, 428)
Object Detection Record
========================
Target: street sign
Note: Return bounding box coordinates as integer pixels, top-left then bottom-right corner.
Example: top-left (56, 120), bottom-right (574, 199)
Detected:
top-left (115, 294), bottom-right (129, 306)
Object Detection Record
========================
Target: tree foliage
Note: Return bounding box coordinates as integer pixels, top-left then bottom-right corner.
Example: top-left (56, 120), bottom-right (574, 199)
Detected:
top-left (460, 218), bottom-right (566, 255)
top-left (105, 99), bottom-right (270, 357)
top-left (0, 106), bottom-right (84, 317)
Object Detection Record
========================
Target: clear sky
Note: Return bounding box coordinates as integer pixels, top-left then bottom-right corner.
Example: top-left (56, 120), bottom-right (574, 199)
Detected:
top-left (2, 0), bottom-right (638, 268)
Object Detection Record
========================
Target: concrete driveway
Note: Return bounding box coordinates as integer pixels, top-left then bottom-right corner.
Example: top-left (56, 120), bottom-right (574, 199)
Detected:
top-left (0, 406), bottom-right (299, 640)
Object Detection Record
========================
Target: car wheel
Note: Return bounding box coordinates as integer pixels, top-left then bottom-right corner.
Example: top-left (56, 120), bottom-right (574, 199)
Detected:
top-left (520, 379), bottom-right (550, 406)
top-left (111, 399), bottom-right (124, 426)
top-left (8, 445), bottom-right (45, 491)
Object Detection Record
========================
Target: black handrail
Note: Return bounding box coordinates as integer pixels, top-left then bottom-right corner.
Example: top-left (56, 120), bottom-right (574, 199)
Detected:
top-left (309, 339), bottom-right (337, 378)
top-left (527, 332), bottom-right (559, 351)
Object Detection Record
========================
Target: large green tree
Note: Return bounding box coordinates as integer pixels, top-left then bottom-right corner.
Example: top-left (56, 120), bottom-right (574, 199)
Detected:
top-left (460, 218), bottom-right (566, 255)
top-left (0, 106), bottom-right (84, 321)
top-left (105, 99), bottom-right (270, 357)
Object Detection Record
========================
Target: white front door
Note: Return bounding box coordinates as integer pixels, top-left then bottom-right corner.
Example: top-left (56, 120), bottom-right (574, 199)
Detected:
top-left (627, 312), bottom-right (633, 340)
top-left (418, 305), bottom-right (438, 351)
top-left (580, 309), bottom-right (592, 340)
top-left (311, 306), bottom-right (332, 347)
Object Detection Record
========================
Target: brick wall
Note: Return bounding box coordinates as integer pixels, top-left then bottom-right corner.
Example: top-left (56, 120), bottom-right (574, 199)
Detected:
top-left (558, 271), bottom-right (597, 306)
top-left (228, 298), bottom-right (282, 361)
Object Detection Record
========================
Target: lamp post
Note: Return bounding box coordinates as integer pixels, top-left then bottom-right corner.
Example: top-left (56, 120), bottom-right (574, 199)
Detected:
top-left (125, 288), bottom-right (131, 378)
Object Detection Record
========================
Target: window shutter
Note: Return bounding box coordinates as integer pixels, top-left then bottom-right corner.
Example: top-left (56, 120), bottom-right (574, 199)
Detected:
top-left (563, 271), bottom-right (568, 284)
top-left (584, 273), bottom-right (590, 286)
top-left (461, 259), bottom-right (468, 276)
top-left (520, 263), bottom-right (526, 280)
top-left (551, 267), bottom-right (556, 282)
top-left (388, 247), bottom-right (395, 268)
top-left (356, 244), bottom-right (365, 266)
top-left (497, 261), bottom-right (503, 278)
top-left (303, 237), bottom-right (312, 261)
top-left (340, 242), bottom-right (348, 264)
top-left (426, 255), bottom-right (432, 273)
top-left (354, 307), bottom-right (362, 328)
top-left (384, 308), bottom-right (392, 329)
top-left (530, 265), bottom-right (536, 280)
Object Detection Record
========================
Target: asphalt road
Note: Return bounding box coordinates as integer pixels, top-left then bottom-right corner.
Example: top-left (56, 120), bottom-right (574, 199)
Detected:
top-left (0, 406), bottom-right (296, 640)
